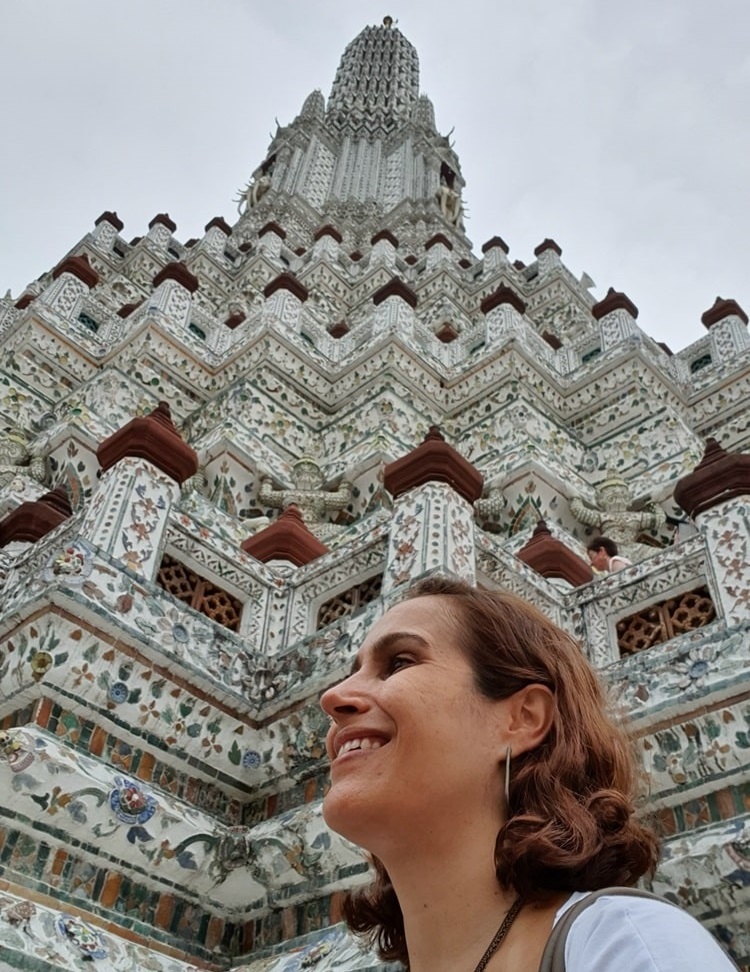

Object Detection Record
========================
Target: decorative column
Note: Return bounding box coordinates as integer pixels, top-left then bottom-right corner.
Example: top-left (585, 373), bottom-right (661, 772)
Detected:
top-left (201, 216), bottom-right (232, 258)
top-left (39, 254), bottom-right (99, 317)
top-left (701, 297), bottom-right (750, 358)
top-left (425, 233), bottom-right (452, 272)
top-left (148, 262), bottom-right (199, 329)
top-left (371, 278), bottom-right (417, 339)
top-left (533, 237), bottom-right (562, 276)
top-left (382, 426), bottom-right (483, 592)
top-left (257, 221), bottom-right (286, 259)
top-left (592, 287), bottom-right (640, 349)
top-left (674, 438), bottom-right (750, 625)
top-left (261, 273), bottom-right (309, 333)
top-left (241, 507), bottom-right (328, 661)
top-left (480, 284), bottom-right (527, 347)
top-left (311, 225), bottom-right (342, 261)
top-left (481, 235), bottom-right (510, 274)
top-left (91, 211), bottom-right (124, 253)
top-left (146, 212), bottom-right (176, 250)
top-left (80, 403), bottom-right (198, 579)
top-left (369, 229), bottom-right (399, 268)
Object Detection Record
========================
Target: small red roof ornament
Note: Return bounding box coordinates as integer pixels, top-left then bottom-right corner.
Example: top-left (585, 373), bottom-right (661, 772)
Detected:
top-left (533, 238), bottom-right (562, 257)
top-left (0, 486), bottom-right (73, 547)
top-left (482, 236), bottom-right (510, 254)
top-left (97, 402), bottom-right (199, 485)
top-left (95, 211), bottom-right (124, 231)
top-left (241, 505), bottom-right (329, 566)
top-left (480, 284), bottom-right (526, 316)
top-left (204, 216), bottom-right (232, 235)
top-left (372, 277), bottom-right (418, 308)
top-left (384, 426), bottom-right (483, 503)
top-left (674, 438), bottom-right (750, 518)
top-left (700, 297), bottom-right (748, 329)
top-left (263, 272), bottom-right (309, 302)
top-left (152, 262), bottom-right (199, 293)
top-left (148, 213), bottom-right (177, 233)
top-left (52, 254), bottom-right (99, 288)
top-left (516, 520), bottom-right (593, 587)
top-left (591, 287), bottom-right (639, 321)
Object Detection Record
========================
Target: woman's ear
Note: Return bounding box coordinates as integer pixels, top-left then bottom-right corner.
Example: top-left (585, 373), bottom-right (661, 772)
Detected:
top-left (503, 684), bottom-right (555, 755)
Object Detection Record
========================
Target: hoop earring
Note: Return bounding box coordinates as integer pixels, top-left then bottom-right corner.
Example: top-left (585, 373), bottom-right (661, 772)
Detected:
top-left (504, 745), bottom-right (512, 812)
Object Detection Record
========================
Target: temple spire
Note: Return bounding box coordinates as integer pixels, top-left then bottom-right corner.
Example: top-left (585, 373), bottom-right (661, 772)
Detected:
top-left (234, 20), bottom-right (467, 250)
top-left (327, 20), bottom-right (420, 129)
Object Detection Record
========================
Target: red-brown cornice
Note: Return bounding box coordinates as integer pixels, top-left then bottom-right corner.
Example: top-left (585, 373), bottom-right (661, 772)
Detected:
top-left (384, 426), bottom-right (483, 502)
top-left (241, 506), bottom-right (329, 566)
top-left (517, 520), bottom-right (593, 586)
top-left (97, 402), bottom-right (199, 485)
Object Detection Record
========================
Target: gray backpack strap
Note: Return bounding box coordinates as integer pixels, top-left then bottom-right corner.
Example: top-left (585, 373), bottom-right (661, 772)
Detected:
top-left (538, 887), bottom-right (669, 972)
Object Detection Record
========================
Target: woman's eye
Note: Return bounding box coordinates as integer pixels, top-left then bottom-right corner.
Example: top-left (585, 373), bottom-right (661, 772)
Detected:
top-left (387, 654), bottom-right (414, 675)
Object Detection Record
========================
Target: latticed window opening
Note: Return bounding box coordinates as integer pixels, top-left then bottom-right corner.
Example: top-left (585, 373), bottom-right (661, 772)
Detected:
top-left (77, 312), bottom-right (100, 333)
top-left (316, 573), bottom-right (383, 629)
top-left (616, 584), bottom-right (716, 657)
top-left (581, 345), bottom-right (602, 364)
top-left (157, 553), bottom-right (242, 632)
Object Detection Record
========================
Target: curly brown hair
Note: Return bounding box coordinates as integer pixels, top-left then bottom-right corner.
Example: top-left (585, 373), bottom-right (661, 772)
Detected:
top-left (342, 576), bottom-right (660, 964)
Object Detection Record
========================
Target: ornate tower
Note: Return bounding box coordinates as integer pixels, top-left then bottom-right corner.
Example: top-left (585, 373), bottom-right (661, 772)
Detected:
top-left (235, 19), bottom-right (467, 254)
top-left (0, 18), bottom-right (748, 972)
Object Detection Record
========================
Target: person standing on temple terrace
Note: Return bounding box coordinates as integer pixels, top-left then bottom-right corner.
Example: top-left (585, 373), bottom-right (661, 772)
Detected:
top-left (321, 577), bottom-right (739, 972)
top-left (586, 536), bottom-right (632, 573)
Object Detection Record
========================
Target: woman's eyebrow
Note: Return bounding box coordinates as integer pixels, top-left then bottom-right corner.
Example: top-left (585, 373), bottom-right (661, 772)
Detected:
top-left (349, 631), bottom-right (430, 675)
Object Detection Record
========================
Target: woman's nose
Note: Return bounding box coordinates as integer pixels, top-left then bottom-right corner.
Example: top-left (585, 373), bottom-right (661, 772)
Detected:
top-left (320, 672), bottom-right (369, 719)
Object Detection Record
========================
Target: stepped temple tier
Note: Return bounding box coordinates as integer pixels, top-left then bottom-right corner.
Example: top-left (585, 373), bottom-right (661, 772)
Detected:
top-left (1, 18), bottom-right (749, 972)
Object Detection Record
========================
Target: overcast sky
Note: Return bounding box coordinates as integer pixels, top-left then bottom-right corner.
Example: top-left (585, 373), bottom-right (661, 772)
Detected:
top-left (2, 0), bottom-right (748, 352)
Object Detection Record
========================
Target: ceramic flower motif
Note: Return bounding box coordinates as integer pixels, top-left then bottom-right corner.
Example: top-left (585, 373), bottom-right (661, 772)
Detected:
top-left (0, 730), bottom-right (35, 773)
top-left (108, 681), bottom-right (129, 704)
top-left (110, 776), bottom-right (157, 825)
top-left (300, 941), bottom-right (333, 967)
top-left (43, 541), bottom-right (93, 585)
top-left (242, 748), bottom-right (262, 769)
top-left (57, 914), bottom-right (108, 959)
top-left (674, 644), bottom-right (717, 690)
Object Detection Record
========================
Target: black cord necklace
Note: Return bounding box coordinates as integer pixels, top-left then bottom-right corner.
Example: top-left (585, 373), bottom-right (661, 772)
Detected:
top-left (471, 897), bottom-right (524, 972)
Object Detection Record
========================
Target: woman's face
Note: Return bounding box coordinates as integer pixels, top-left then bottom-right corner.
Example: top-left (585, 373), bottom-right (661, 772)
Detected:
top-left (587, 547), bottom-right (609, 571)
top-left (320, 595), bottom-right (508, 851)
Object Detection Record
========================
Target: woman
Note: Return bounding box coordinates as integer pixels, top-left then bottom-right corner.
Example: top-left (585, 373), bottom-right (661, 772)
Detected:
top-left (320, 577), bottom-right (738, 971)
top-left (586, 536), bottom-right (631, 573)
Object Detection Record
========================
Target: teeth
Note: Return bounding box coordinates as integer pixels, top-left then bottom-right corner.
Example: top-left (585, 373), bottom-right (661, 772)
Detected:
top-left (338, 737), bottom-right (383, 756)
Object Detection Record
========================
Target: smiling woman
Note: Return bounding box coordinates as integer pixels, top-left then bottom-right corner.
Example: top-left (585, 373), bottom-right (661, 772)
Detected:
top-left (320, 577), bottom-right (738, 972)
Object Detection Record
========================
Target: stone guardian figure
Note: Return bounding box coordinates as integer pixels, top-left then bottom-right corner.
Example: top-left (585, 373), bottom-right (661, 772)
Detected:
top-left (569, 472), bottom-right (666, 562)
top-left (258, 457), bottom-right (352, 541)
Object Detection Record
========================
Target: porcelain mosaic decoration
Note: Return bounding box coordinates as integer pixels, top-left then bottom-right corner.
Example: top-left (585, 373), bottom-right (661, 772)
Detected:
top-left (0, 17), bottom-right (749, 971)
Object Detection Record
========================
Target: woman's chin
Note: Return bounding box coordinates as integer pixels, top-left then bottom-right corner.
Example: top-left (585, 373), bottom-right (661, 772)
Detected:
top-left (322, 787), bottom-right (383, 848)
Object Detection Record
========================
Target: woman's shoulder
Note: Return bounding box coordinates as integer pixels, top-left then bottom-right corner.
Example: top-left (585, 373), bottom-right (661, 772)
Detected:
top-left (559, 892), bottom-right (737, 971)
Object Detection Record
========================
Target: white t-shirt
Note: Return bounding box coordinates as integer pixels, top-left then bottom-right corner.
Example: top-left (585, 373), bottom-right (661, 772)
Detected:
top-left (558, 892), bottom-right (737, 971)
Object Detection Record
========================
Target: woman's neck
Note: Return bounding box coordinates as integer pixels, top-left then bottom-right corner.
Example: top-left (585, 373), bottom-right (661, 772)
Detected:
top-left (380, 833), bottom-right (519, 972)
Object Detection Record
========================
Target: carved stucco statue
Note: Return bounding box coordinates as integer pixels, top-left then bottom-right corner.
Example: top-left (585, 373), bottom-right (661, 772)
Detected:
top-left (0, 427), bottom-right (46, 490)
top-left (180, 466), bottom-right (209, 498)
top-left (569, 472), bottom-right (666, 562)
top-left (258, 457), bottom-right (352, 541)
top-left (474, 486), bottom-right (507, 522)
top-left (435, 180), bottom-right (462, 226)
top-left (237, 173), bottom-right (272, 215)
